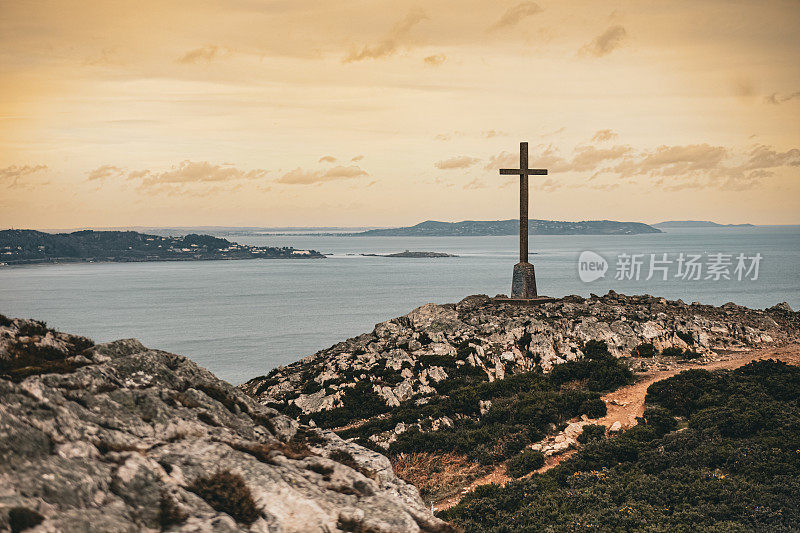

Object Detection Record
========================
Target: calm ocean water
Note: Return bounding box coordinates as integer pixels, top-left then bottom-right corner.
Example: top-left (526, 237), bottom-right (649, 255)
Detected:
top-left (1, 226), bottom-right (798, 384)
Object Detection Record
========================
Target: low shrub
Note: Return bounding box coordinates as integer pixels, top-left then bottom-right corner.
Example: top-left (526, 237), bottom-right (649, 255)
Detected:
top-left (187, 470), bottom-right (260, 524)
top-left (8, 507), bottom-right (44, 533)
top-left (507, 449), bottom-right (545, 478)
top-left (579, 398), bottom-right (607, 418)
top-left (632, 342), bottom-right (657, 358)
top-left (661, 346), bottom-right (684, 358)
top-left (576, 424), bottom-right (606, 444)
top-left (158, 491), bottom-right (187, 528)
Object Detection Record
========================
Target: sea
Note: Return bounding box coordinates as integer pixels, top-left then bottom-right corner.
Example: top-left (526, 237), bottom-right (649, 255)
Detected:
top-left (1, 226), bottom-right (798, 384)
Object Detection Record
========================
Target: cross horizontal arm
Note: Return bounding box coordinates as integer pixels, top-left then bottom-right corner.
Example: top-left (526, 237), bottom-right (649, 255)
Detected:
top-left (499, 168), bottom-right (548, 175)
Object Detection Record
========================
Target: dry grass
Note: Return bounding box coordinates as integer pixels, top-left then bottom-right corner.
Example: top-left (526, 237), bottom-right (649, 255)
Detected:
top-left (390, 452), bottom-right (490, 504)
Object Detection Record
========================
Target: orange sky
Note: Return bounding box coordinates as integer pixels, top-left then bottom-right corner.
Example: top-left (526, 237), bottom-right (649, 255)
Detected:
top-left (1, 0), bottom-right (798, 228)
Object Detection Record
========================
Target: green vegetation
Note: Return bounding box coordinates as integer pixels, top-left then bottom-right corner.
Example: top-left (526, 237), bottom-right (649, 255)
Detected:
top-left (631, 342), bottom-right (657, 357)
top-left (442, 359), bottom-right (800, 532)
top-left (188, 470), bottom-right (260, 524)
top-left (8, 507), bottom-right (44, 533)
top-left (507, 449), bottom-right (545, 478)
top-left (327, 341), bottom-right (632, 466)
top-left (660, 346), bottom-right (684, 358)
top-left (576, 423), bottom-right (606, 444)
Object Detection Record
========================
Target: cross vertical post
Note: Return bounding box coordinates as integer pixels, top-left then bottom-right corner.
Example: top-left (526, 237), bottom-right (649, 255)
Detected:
top-left (519, 141), bottom-right (528, 264)
top-left (498, 141), bottom-right (548, 299)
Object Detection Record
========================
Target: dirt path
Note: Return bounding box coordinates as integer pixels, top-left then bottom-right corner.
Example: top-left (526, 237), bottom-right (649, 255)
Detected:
top-left (432, 343), bottom-right (800, 512)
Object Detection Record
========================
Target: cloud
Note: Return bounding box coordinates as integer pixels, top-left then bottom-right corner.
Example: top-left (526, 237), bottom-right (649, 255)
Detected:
top-left (609, 143), bottom-right (800, 190)
top-left (318, 155), bottom-right (337, 163)
top-left (423, 54), bottom-right (446, 66)
top-left (87, 165), bottom-right (125, 181)
top-left (579, 25), bottom-right (627, 57)
top-left (741, 144), bottom-right (800, 170)
top-left (612, 144), bottom-right (727, 178)
top-left (128, 161), bottom-right (268, 188)
top-left (177, 45), bottom-right (221, 64)
top-left (351, 155), bottom-right (364, 162)
top-left (591, 129), bottom-right (618, 142)
top-left (488, 2), bottom-right (543, 32)
top-left (570, 145), bottom-right (632, 172)
top-left (463, 178), bottom-right (487, 189)
top-left (344, 9), bottom-right (427, 62)
top-left (435, 155), bottom-right (480, 170)
top-left (276, 165), bottom-right (368, 185)
top-left (0, 164), bottom-right (47, 187)
top-left (765, 91), bottom-right (800, 104)
top-left (482, 130), bottom-right (504, 138)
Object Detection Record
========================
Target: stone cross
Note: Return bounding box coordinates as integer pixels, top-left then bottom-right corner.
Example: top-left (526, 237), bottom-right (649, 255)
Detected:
top-left (499, 142), bottom-right (547, 298)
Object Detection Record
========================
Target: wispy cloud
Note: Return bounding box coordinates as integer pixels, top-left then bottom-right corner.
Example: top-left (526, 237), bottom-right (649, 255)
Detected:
top-left (482, 138), bottom-right (799, 191)
top-left (87, 165), bottom-right (125, 181)
top-left (488, 2), bottom-right (542, 32)
top-left (463, 178), bottom-right (487, 190)
top-left (579, 25), bottom-right (627, 57)
top-left (610, 143), bottom-right (800, 190)
top-left (177, 45), bottom-right (223, 64)
top-left (125, 161), bottom-right (268, 188)
top-left (764, 91), bottom-right (800, 105)
top-left (276, 165), bottom-right (368, 185)
top-left (591, 129), bottom-right (618, 142)
top-left (0, 164), bottom-right (47, 187)
top-left (318, 155), bottom-right (337, 163)
top-left (435, 155), bottom-right (480, 170)
top-left (423, 54), bottom-right (446, 66)
top-left (570, 145), bottom-right (632, 171)
top-left (344, 9), bottom-right (427, 62)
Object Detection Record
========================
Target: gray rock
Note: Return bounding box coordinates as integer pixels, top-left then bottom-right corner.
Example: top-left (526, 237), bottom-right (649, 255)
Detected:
top-left (241, 293), bottom-right (800, 450)
top-left (0, 319), bottom-right (452, 533)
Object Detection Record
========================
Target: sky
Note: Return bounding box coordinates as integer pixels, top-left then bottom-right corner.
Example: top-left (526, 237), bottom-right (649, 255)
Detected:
top-left (1, 0), bottom-right (798, 228)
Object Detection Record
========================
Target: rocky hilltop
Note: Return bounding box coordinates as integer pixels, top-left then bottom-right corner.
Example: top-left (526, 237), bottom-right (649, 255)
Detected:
top-left (0, 315), bottom-right (451, 532)
top-left (242, 293), bottom-right (798, 445)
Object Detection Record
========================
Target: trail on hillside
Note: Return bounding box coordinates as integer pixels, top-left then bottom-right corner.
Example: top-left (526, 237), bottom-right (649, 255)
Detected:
top-left (433, 343), bottom-right (800, 512)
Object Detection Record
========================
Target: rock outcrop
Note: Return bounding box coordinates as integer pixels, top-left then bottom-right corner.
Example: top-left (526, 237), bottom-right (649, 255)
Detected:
top-left (242, 292), bottom-right (800, 423)
top-left (0, 316), bottom-right (451, 532)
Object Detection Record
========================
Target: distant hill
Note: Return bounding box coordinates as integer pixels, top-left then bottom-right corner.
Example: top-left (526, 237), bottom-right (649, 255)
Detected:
top-left (654, 220), bottom-right (754, 228)
top-left (0, 229), bottom-right (324, 265)
top-left (351, 219), bottom-right (661, 236)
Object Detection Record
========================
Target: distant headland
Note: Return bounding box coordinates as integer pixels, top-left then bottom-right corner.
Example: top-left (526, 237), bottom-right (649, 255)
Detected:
top-left (654, 220), bottom-right (755, 228)
top-left (0, 229), bottom-right (324, 265)
top-left (347, 219), bottom-right (661, 236)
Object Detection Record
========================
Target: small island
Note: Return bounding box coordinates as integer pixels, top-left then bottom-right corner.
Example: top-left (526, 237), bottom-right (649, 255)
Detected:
top-left (0, 229), bottom-right (325, 265)
top-left (360, 250), bottom-right (458, 258)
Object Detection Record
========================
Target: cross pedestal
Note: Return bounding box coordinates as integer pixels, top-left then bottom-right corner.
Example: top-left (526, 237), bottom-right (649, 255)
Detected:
top-left (493, 141), bottom-right (556, 305)
top-left (512, 261), bottom-right (537, 298)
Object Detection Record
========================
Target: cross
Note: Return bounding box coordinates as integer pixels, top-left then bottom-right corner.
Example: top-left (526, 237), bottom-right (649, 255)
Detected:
top-left (499, 142), bottom-right (547, 264)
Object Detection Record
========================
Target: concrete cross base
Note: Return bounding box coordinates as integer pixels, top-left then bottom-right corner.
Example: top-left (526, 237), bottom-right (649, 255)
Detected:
top-left (511, 261), bottom-right (538, 298)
